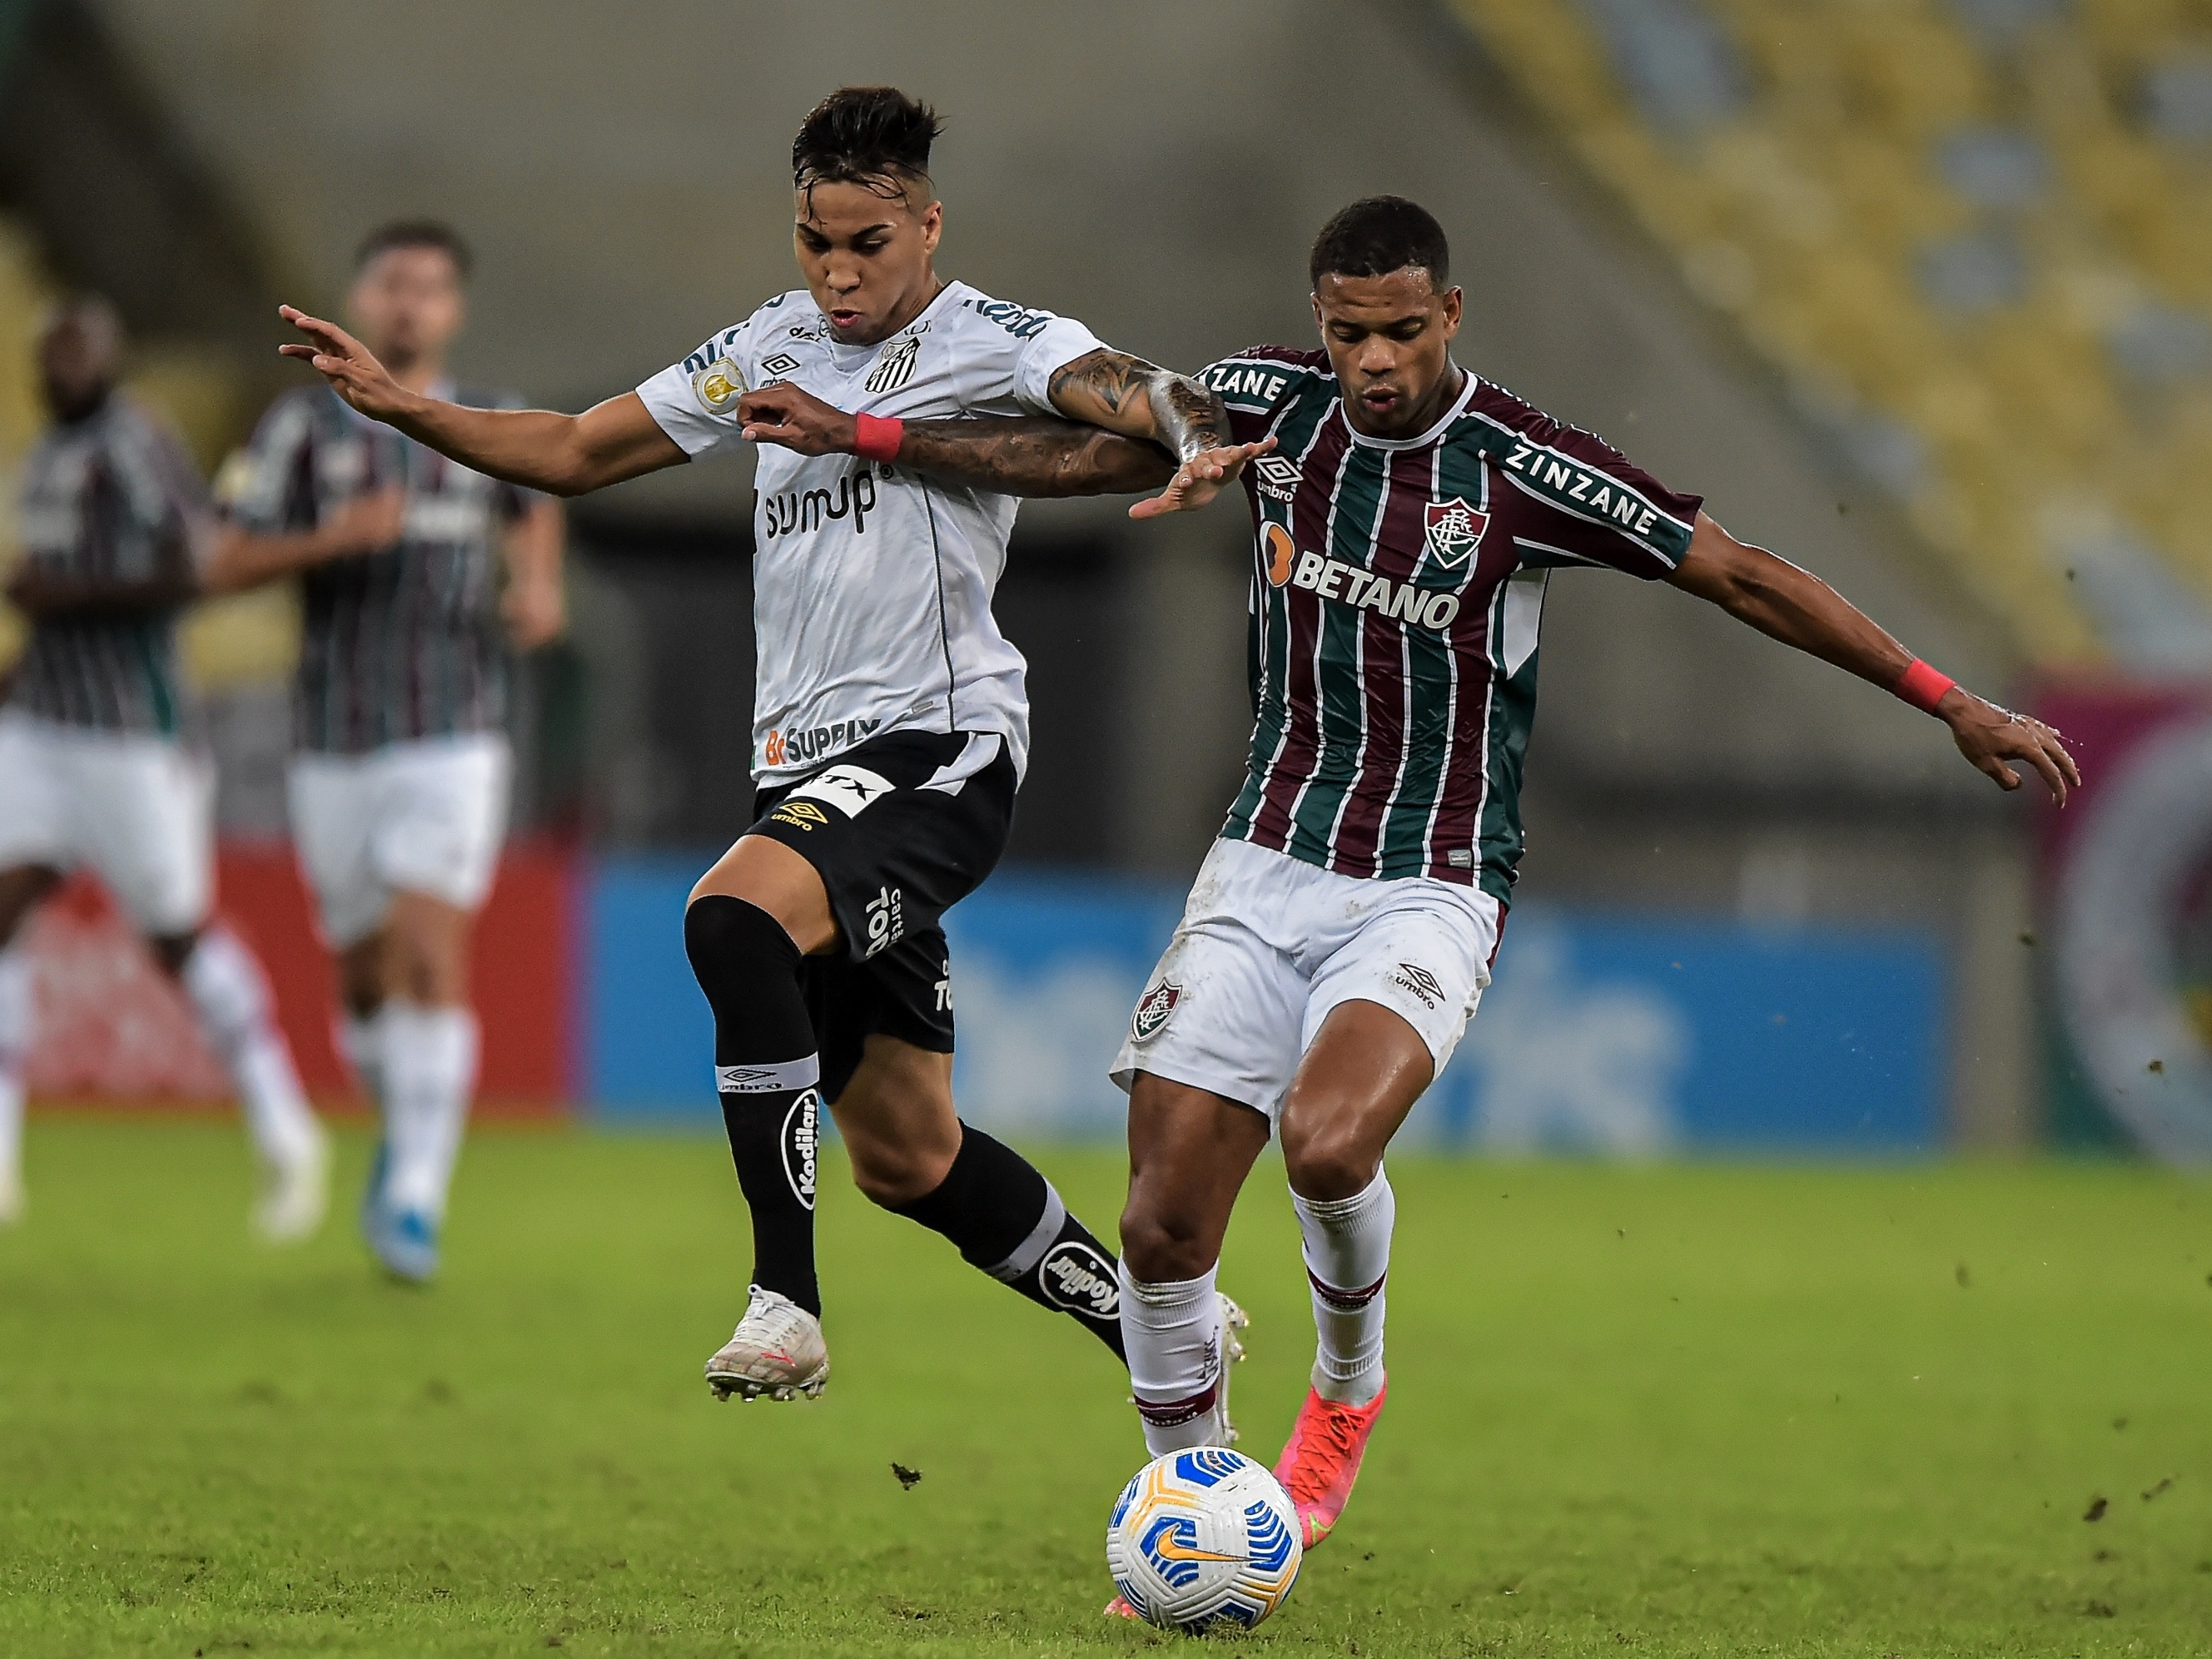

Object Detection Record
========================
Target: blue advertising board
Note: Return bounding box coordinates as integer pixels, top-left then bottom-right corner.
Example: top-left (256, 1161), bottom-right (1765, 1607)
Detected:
top-left (583, 859), bottom-right (1945, 1153)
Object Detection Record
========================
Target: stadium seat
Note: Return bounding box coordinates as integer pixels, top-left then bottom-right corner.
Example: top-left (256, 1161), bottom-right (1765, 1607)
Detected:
top-left (1453, 0), bottom-right (2212, 668)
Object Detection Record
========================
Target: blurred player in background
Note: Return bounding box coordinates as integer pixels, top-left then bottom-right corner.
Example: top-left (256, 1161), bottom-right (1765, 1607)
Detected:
top-left (731, 195), bottom-right (2081, 1576)
top-left (0, 296), bottom-right (327, 1237)
top-left (209, 222), bottom-right (566, 1282)
top-left (267, 88), bottom-right (1265, 1404)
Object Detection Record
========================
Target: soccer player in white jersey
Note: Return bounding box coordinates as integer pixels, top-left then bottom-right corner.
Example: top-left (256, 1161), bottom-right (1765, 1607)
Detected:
top-left (209, 222), bottom-right (567, 1281)
top-left (733, 195), bottom-right (2081, 1572)
top-left (270, 87), bottom-right (1268, 1398)
top-left (0, 296), bottom-right (328, 1237)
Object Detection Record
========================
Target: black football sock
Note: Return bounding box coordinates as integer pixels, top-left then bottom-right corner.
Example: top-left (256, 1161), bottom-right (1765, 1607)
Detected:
top-left (683, 895), bottom-right (822, 1318)
top-left (892, 1122), bottom-right (1126, 1361)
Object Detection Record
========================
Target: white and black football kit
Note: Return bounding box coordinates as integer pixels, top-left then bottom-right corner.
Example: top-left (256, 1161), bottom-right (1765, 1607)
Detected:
top-left (644, 281), bottom-right (1133, 1365)
top-left (635, 279), bottom-right (1101, 1083)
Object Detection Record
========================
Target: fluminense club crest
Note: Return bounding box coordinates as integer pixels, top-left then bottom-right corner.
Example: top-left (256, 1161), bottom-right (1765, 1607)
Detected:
top-left (1423, 497), bottom-right (1488, 570)
top-left (1131, 981), bottom-right (1181, 1042)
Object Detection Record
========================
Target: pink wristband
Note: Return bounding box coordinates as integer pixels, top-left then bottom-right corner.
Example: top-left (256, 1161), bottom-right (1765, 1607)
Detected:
top-left (852, 412), bottom-right (903, 462)
top-left (1894, 658), bottom-right (1956, 714)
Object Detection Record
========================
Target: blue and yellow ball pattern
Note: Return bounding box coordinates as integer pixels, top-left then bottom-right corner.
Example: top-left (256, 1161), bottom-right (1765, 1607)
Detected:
top-left (1104, 1448), bottom-right (1303, 1632)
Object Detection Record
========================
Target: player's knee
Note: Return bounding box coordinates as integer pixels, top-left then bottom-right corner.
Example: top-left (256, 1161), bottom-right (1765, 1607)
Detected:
top-left (1280, 1119), bottom-right (1379, 1204)
top-left (1117, 1198), bottom-right (1213, 1285)
top-left (843, 1136), bottom-right (935, 1209)
top-left (683, 893), bottom-right (801, 1011)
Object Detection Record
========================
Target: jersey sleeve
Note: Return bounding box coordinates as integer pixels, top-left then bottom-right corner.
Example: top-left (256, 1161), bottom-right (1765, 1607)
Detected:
top-left (1009, 314), bottom-right (1106, 415)
top-left (635, 317), bottom-right (756, 458)
top-left (1197, 346), bottom-right (1328, 445)
top-left (216, 391), bottom-right (320, 534)
top-left (945, 292), bottom-right (1106, 416)
top-left (1469, 380), bottom-right (1702, 579)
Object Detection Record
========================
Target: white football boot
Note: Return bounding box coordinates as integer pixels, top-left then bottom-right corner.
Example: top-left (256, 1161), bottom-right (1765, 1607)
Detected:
top-left (1215, 1290), bottom-right (1250, 1445)
top-left (254, 1128), bottom-right (331, 1244)
top-left (705, 1286), bottom-right (829, 1402)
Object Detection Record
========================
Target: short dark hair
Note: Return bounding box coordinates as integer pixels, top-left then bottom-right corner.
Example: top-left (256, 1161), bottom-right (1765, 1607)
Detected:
top-left (1309, 196), bottom-right (1450, 291)
top-left (353, 219), bottom-right (472, 279)
top-left (792, 86), bottom-right (942, 196)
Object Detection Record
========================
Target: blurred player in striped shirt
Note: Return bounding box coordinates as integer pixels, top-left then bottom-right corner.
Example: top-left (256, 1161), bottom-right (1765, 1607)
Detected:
top-left (210, 223), bottom-right (566, 1281)
top-left (0, 296), bottom-right (327, 1236)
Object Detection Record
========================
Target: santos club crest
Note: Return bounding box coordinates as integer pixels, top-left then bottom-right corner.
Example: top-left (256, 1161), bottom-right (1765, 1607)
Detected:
top-left (1423, 497), bottom-right (1488, 570)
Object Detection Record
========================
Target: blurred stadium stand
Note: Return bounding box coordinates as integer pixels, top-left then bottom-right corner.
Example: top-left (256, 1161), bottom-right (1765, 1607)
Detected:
top-left (7, 0), bottom-right (2210, 1148)
top-left (1453, 0), bottom-right (2212, 672)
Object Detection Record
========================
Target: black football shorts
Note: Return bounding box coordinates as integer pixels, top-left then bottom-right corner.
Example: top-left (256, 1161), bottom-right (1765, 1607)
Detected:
top-left (745, 728), bottom-right (1017, 1101)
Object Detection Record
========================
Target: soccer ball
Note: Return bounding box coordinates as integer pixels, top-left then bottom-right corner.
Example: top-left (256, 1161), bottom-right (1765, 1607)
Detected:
top-left (1105, 1448), bottom-right (1303, 1632)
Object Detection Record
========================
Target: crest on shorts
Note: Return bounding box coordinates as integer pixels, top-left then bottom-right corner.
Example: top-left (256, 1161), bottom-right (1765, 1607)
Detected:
top-left (1423, 497), bottom-right (1488, 571)
top-left (1131, 981), bottom-right (1182, 1043)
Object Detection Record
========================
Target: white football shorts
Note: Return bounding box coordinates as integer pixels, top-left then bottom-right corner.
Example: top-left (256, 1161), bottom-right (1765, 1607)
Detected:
top-left (1110, 837), bottom-right (1502, 1125)
top-left (286, 733), bottom-right (511, 947)
top-left (0, 710), bottom-right (214, 936)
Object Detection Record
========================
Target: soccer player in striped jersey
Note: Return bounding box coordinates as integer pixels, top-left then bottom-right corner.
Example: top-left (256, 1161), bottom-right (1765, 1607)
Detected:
top-left (208, 222), bottom-right (568, 1281)
top-left (267, 88), bottom-right (1265, 1403)
top-left (733, 195), bottom-right (2079, 1565)
top-left (0, 296), bottom-right (328, 1237)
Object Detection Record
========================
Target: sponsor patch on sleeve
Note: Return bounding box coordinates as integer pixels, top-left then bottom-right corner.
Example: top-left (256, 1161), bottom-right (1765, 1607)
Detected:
top-left (691, 356), bottom-right (748, 413)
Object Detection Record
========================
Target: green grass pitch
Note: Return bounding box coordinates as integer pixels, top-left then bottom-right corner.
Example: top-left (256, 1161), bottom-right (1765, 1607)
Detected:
top-left (1, 1116), bottom-right (2208, 1657)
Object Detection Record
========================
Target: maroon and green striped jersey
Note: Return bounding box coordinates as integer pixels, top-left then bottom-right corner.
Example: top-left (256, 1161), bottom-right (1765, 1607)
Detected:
top-left (221, 384), bottom-right (538, 755)
top-left (1202, 346), bottom-right (1702, 903)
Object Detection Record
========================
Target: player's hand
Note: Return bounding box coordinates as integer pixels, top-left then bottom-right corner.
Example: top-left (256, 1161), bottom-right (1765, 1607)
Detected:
top-left (276, 305), bottom-right (413, 422)
top-left (316, 488), bottom-right (407, 559)
top-left (736, 385), bottom-right (857, 456)
top-left (502, 569), bottom-right (567, 650)
top-left (1128, 438), bottom-right (1275, 520)
top-left (1942, 688), bottom-right (2080, 804)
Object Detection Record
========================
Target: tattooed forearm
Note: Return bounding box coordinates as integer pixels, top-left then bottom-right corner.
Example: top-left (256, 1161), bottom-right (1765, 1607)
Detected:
top-left (1152, 374), bottom-right (1232, 463)
top-left (896, 417), bottom-right (1177, 498)
top-left (1048, 350), bottom-right (1154, 419)
top-left (1047, 350), bottom-right (1233, 460)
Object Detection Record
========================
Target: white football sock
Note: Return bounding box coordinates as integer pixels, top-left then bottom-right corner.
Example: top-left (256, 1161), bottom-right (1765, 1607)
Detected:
top-left (341, 1011), bottom-right (386, 1112)
top-left (1120, 1264), bottom-right (1231, 1457)
top-left (0, 944), bottom-right (31, 1210)
top-left (381, 1001), bottom-right (478, 1219)
top-left (181, 926), bottom-right (325, 1173)
top-left (1291, 1168), bottom-right (1394, 1406)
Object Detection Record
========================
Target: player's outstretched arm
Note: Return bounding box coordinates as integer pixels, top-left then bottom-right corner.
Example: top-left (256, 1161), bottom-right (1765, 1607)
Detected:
top-left (1045, 350), bottom-right (1251, 514)
top-left (735, 381), bottom-right (1271, 506)
top-left (1668, 513), bottom-right (2080, 802)
top-left (275, 306), bottom-right (684, 496)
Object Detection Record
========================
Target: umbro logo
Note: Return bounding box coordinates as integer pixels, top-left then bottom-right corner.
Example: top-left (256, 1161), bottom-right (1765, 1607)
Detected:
top-left (1389, 961), bottom-right (1445, 1010)
top-left (1252, 454), bottom-right (1303, 502)
top-left (759, 351), bottom-right (802, 379)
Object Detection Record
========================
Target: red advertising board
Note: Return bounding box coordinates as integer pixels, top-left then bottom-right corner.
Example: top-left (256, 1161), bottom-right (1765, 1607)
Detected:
top-left (21, 839), bottom-right (577, 1117)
